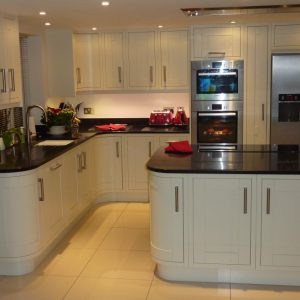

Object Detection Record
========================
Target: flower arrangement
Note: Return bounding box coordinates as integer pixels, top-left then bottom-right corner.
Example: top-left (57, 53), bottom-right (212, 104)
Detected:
top-left (41, 106), bottom-right (80, 129)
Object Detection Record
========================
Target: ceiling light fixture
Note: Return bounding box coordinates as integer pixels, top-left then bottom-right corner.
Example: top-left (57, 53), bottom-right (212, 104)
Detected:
top-left (44, 22), bottom-right (51, 26)
top-left (230, 21), bottom-right (236, 24)
top-left (39, 11), bottom-right (46, 16)
top-left (101, 1), bottom-right (110, 6)
top-left (158, 25), bottom-right (164, 28)
top-left (181, 4), bottom-right (300, 17)
top-left (92, 27), bottom-right (97, 31)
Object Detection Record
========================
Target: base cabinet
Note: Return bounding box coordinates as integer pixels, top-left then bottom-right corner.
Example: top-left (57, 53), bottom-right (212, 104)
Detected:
top-left (149, 173), bottom-right (184, 263)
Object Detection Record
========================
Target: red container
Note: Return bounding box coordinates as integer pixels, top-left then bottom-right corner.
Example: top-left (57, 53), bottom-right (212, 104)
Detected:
top-left (149, 110), bottom-right (173, 125)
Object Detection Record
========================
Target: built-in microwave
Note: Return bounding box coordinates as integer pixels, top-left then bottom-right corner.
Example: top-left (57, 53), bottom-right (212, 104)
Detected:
top-left (191, 60), bottom-right (244, 101)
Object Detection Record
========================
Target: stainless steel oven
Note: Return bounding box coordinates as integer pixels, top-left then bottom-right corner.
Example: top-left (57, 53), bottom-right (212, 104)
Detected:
top-left (191, 101), bottom-right (243, 149)
top-left (191, 59), bottom-right (244, 101)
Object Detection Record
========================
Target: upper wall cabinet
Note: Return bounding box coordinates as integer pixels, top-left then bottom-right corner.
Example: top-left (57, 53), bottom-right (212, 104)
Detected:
top-left (73, 34), bottom-right (101, 91)
top-left (0, 15), bottom-right (22, 106)
top-left (192, 26), bottom-right (241, 59)
top-left (273, 24), bottom-right (300, 49)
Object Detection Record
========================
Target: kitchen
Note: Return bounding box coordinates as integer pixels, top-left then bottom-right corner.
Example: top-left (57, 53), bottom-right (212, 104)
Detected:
top-left (2, 0), bottom-right (300, 299)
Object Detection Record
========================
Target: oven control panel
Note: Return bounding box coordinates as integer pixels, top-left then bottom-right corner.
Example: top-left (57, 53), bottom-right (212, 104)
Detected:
top-left (204, 103), bottom-right (229, 110)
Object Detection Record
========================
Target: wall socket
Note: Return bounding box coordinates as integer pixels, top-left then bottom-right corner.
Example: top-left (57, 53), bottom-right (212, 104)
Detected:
top-left (83, 107), bottom-right (94, 114)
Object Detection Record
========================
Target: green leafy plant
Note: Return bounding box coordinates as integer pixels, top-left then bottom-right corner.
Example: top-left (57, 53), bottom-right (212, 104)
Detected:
top-left (41, 107), bottom-right (80, 128)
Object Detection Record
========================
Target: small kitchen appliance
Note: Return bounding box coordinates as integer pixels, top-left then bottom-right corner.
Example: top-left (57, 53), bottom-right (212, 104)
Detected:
top-left (149, 110), bottom-right (173, 126)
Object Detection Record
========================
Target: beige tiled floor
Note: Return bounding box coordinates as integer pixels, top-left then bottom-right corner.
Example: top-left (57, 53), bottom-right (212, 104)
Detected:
top-left (1, 202), bottom-right (300, 299)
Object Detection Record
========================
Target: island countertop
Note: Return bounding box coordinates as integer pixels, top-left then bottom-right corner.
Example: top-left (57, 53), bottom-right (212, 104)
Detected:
top-left (146, 144), bottom-right (300, 174)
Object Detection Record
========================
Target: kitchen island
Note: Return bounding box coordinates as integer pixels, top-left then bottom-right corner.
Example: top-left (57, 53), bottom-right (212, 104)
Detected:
top-left (147, 145), bottom-right (300, 286)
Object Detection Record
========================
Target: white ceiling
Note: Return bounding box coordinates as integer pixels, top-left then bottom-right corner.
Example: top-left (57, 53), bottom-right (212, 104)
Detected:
top-left (1, 0), bottom-right (300, 32)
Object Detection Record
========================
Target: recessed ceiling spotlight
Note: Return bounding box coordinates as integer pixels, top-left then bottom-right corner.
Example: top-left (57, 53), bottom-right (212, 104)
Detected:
top-left (44, 22), bottom-right (51, 26)
top-left (92, 27), bottom-right (97, 31)
top-left (230, 20), bottom-right (237, 24)
top-left (158, 25), bottom-right (164, 28)
top-left (39, 11), bottom-right (46, 16)
top-left (101, 1), bottom-right (110, 6)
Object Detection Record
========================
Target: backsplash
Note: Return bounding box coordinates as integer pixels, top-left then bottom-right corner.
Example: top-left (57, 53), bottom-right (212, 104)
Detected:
top-left (0, 107), bottom-right (23, 134)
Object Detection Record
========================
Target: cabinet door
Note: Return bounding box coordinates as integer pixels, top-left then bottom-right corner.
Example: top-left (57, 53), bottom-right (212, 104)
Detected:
top-left (245, 26), bottom-right (268, 144)
top-left (94, 136), bottom-right (123, 193)
top-left (261, 178), bottom-right (300, 267)
top-left (193, 176), bottom-right (251, 265)
top-left (127, 31), bottom-right (156, 88)
top-left (193, 26), bottom-right (241, 58)
top-left (102, 32), bottom-right (124, 89)
top-left (149, 173), bottom-right (184, 262)
top-left (38, 160), bottom-right (64, 245)
top-left (273, 24), bottom-right (300, 48)
top-left (73, 34), bottom-right (101, 90)
top-left (160, 30), bottom-right (189, 89)
top-left (127, 135), bottom-right (156, 190)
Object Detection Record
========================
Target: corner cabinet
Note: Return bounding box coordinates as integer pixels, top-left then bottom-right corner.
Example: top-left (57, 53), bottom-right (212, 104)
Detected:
top-left (149, 172), bottom-right (184, 263)
top-left (0, 15), bottom-right (22, 106)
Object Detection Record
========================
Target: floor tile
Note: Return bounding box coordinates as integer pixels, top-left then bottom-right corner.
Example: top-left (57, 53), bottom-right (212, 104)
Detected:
top-left (80, 250), bottom-right (155, 280)
top-left (0, 274), bottom-right (75, 300)
top-left (65, 277), bottom-right (151, 300)
top-left (99, 228), bottom-right (150, 251)
top-left (113, 211), bottom-right (150, 228)
top-left (33, 247), bottom-right (95, 277)
top-left (231, 283), bottom-right (300, 300)
top-left (147, 279), bottom-right (230, 300)
top-left (125, 203), bottom-right (150, 212)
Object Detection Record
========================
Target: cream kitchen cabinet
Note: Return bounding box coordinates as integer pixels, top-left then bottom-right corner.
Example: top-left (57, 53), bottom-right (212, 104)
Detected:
top-left (192, 26), bottom-right (241, 59)
top-left (260, 176), bottom-right (300, 269)
top-left (159, 29), bottom-right (189, 89)
top-left (272, 24), bottom-right (300, 48)
top-left (245, 26), bottom-right (269, 145)
top-left (127, 31), bottom-right (157, 89)
top-left (73, 33), bottom-right (101, 91)
top-left (102, 32), bottom-right (125, 89)
top-left (149, 172), bottom-right (184, 263)
top-left (37, 158), bottom-right (64, 247)
top-left (126, 135), bottom-right (157, 190)
top-left (94, 135), bottom-right (123, 195)
top-left (192, 175), bottom-right (252, 265)
top-left (0, 15), bottom-right (22, 106)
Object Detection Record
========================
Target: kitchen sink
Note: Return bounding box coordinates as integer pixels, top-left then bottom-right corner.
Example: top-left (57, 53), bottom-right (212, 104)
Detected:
top-left (35, 140), bottom-right (74, 146)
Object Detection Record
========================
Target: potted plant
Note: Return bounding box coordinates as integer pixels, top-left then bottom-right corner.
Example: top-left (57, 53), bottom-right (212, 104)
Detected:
top-left (41, 106), bottom-right (80, 135)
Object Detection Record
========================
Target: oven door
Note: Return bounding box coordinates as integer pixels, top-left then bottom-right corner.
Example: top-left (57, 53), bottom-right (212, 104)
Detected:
top-left (197, 111), bottom-right (238, 144)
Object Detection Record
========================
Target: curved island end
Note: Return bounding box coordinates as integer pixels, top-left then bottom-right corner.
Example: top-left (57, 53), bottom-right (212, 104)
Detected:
top-left (147, 145), bottom-right (300, 286)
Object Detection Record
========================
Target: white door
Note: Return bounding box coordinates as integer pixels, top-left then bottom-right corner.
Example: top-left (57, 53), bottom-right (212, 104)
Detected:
top-left (94, 136), bottom-right (123, 193)
top-left (127, 31), bottom-right (156, 88)
top-left (127, 135), bottom-right (156, 190)
top-left (149, 173), bottom-right (184, 262)
top-left (160, 30), bottom-right (189, 89)
top-left (261, 177), bottom-right (300, 267)
top-left (102, 32), bottom-right (124, 89)
top-left (73, 34), bottom-right (101, 90)
top-left (193, 176), bottom-right (252, 265)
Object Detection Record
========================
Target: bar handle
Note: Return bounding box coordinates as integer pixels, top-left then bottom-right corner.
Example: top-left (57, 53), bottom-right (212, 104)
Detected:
top-left (118, 66), bottom-right (122, 83)
top-left (148, 141), bottom-right (152, 157)
top-left (163, 65), bottom-right (167, 83)
top-left (262, 104), bottom-right (265, 121)
top-left (266, 188), bottom-right (271, 214)
top-left (175, 186), bottom-right (179, 212)
top-left (38, 178), bottom-right (45, 201)
top-left (50, 163), bottom-right (62, 171)
top-left (0, 69), bottom-right (6, 93)
top-left (82, 152), bottom-right (87, 170)
top-left (116, 141), bottom-right (120, 158)
top-left (208, 51), bottom-right (226, 56)
top-left (243, 187), bottom-right (247, 214)
top-left (150, 66), bottom-right (153, 83)
top-left (77, 153), bottom-right (82, 172)
top-left (76, 67), bottom-right (81, 84)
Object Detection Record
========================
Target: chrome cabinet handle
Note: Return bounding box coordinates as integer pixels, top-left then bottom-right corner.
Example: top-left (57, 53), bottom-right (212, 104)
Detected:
top-left (81, 152), bottom-right (87, 170)
top-left (148, 141), bottom-right (152, 157)
top-left (208, 51), bottom-right (226, 56)
top-left (118, 66), bottom-right (122, 83)
top-left (77, 153), bottom-right (82, 172)
top-left (50, 163), bottom-right (62, 171)
top-left (76, 67), bottom-right (81, 84)
top-left (163, 65), bottom-right (167, 83)
top-left (266, 188), bottom-right (271, 214)
top-left (175, 186), bottom-right (179, 212)
top-left (8, 68), bottom-right (15, 92)
top-left (0, 69), bottom-right (6, 93)
top-left (116, 141), bottom-right (120, 158)
top-left (38, 178), bottom-right (45, 201)
top-left (262, 104), bottom-right (265, 121)
top-left (243, 187), bottom-right (247, 214)
top-left (150, 66), bottom-right (153, 83)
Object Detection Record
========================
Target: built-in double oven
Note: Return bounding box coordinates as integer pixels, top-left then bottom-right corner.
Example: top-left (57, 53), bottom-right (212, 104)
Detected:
top-left (191, 59), bottom-right (244, 149)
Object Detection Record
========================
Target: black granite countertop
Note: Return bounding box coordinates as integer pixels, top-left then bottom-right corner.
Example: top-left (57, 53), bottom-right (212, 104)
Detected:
top-left (147, 144), bottom-right (300, 174)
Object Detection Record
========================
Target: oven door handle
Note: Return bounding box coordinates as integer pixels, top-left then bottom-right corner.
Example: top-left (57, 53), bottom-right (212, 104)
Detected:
top-left (197, 112), bottom-right (236, 117)
top-left (197, 72), bottom-right (237, 76)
